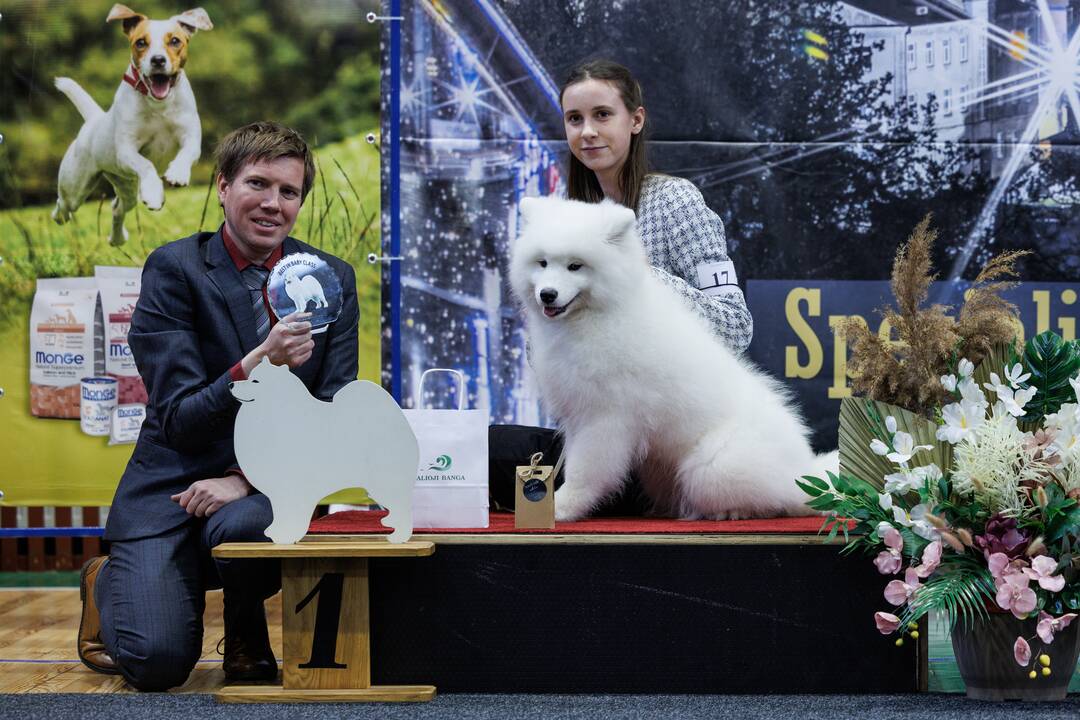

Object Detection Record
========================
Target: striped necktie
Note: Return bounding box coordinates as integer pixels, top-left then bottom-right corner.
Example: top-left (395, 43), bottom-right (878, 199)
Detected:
top-left (240, 265), bottom-right (271, 342)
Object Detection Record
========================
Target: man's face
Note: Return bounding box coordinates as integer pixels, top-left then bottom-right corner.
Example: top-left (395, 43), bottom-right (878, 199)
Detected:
top-left (217, 156), bottom-right (305, 263)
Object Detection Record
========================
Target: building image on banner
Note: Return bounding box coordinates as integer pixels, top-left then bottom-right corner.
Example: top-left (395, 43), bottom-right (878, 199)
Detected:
top-left (381, 0), bottom-right (1079, 449)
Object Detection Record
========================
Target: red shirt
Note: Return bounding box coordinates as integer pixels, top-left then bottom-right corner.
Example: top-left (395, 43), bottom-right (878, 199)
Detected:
top-left (223, 224), bottom-right (283, 382)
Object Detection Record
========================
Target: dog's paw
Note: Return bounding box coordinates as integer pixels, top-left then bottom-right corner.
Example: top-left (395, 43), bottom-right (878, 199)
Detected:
top-left (140, 176), bottom-right (165, 211)
top-left (554, 488), bottom-right (590, 522)
top-left (164, 162), bottom-right (191, 187)
top-left (108, 224), bottom-right (129, 247)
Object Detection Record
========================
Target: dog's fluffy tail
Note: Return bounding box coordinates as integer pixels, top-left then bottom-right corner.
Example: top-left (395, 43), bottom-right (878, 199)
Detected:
top-left (54, 78), bottom-right (104, 122)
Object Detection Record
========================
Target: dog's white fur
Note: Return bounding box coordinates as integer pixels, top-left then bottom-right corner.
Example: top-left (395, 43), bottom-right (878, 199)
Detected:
top-left (230, 359), bottom-right (419, 543)
top-left (509, 196), bottom-right (835, 522)
top-left (52, 5), bottom-right (212, 246)
top-left (284, 272), bottom-right (328, 313)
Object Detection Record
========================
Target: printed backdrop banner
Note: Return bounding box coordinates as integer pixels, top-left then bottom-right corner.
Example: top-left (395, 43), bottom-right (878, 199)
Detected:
top-left (0, 0), bottom-right (382, 506)
top-left (380, 0), bottom-right (1079, 450)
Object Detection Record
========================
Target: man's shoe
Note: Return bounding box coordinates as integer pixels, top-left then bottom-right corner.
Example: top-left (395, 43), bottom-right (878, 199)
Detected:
top-left (222, 593), bottom-right (277, 682)
top-left (78, 556), bottom-right (119, 675)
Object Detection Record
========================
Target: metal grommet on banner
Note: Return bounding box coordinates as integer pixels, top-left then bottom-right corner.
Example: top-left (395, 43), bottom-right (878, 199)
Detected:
top-left (366, 12), bottom-right (404, 23)
top-left (365, 133), bottom-right (377, 144)
top-left (368, 253), bottom-right (404, 264)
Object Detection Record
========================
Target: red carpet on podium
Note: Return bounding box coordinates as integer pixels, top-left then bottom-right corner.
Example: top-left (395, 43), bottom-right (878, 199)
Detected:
top-left (308, 510), bottom-right (838, 535)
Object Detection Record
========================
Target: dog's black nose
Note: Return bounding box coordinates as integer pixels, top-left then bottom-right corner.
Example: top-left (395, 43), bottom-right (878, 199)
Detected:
top-left (539, 288), bottom-right (558, 304)
top-left (150, 55), bottom-right (167, 68)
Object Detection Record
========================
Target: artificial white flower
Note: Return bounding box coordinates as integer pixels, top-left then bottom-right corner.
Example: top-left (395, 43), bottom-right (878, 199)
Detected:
top-left (870, 439), bottom-right (890, 456)
top-left (886, 416), bottom-right (898, 434)
top-left (884, 470), bottom-right (920, 495)
top-left (937, 400), bottom-right (987, 444)
top-left (1070, 374), bottom-right (1080, 402)
top-left (878, 493), bottom-right (894, 511)
top-left (892, 503), bottom-right (940, 540)
top-left (876, 521), bottom-right (896, 538)
top-left (958, 377), bottom-right (987, 406)
top-left (984, 372), bottom-right (1008, 397)
top-left (941, 374), bottom-right (958, 392)
top-left (884, 464), bottom-right (942, 495)
top-left (1004, 363), bottom-right (1031, 389)
top-left (997, 386), bottom-right (1036, 418)
top-left (1045, 403), bottom-right (1080, 460)
top-left (887, 431), bottom-right (934, 464)
top-left (958, 358), bottom-right (974, 378)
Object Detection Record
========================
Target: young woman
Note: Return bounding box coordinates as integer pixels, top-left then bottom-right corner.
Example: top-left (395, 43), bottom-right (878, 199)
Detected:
top-left (558, 59), bottom-right (752, 352)
top-left (490, 60), bottom-right (753, 515)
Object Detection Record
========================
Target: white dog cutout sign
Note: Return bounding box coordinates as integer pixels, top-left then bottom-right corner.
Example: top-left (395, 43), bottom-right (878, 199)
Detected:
top-left (230, 359), bottom-right (418, 544)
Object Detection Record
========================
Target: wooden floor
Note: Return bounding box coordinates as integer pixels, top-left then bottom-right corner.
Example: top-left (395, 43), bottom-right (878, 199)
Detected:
top-left (0, 588), bottom-right (283, 693)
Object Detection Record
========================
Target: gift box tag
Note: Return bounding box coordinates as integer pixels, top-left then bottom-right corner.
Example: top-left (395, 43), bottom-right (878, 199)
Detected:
top-left (515, 452), bottom-right (554, 529)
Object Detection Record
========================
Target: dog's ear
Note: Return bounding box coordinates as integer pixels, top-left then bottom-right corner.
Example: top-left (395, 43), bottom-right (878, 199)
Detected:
top-left (106, 4), bottom-right (145, 35)
top-left (602, 202), bottom-right (637, 244)
top-left (175, 8), bottom-right (214, 34)
top-left (518, 196), bottom-right (538, 228)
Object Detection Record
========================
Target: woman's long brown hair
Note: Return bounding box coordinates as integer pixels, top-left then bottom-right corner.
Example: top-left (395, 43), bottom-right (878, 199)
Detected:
top-left (559, 59), bottom-right (649, 211)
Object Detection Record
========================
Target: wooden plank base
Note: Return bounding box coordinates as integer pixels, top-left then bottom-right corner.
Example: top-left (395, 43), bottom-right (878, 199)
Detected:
top-left (215, 684), bottom-right (436, 703)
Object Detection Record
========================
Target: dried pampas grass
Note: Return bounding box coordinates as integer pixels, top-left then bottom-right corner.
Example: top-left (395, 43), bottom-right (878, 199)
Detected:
top-left (840, 214), bottom-right (1027, 417)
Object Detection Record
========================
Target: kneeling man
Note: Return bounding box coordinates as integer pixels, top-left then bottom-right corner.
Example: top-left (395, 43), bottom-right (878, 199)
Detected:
top-left (78, 121), bottom-right (359, 690)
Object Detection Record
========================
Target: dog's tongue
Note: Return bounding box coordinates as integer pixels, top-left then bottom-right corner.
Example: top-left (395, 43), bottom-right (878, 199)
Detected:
top-left (543, 306), bottom-right (560, 318)
top-left (149, 75), bottom-right (171, 100)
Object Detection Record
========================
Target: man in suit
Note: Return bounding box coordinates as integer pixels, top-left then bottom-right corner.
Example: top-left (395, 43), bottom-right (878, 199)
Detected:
top-left (77, 121), bottom-right (359, 690)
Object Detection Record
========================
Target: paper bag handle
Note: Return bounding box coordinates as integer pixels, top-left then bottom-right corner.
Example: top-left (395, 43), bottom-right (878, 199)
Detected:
top-left (416, 368), bottom-right (466, 410)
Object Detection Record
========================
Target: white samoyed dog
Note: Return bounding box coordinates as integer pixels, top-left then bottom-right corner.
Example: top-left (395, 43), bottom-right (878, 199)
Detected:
top-left (509, 196), bottom-right (835, 522)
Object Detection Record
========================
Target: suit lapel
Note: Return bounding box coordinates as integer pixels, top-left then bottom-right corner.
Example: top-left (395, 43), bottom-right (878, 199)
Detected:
top-left (204, 230), bottom-right (260, 352)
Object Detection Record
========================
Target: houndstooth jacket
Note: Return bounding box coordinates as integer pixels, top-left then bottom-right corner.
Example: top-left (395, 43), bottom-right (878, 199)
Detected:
top-left (636, 174), bottom-right (753, 354)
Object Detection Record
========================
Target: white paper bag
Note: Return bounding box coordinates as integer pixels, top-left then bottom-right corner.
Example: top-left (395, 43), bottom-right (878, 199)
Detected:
top-left (403, 369), bottom-right (489, 528)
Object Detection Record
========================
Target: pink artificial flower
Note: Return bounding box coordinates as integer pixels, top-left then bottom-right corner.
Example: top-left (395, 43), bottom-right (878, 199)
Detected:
top-left (1023, 555), bottom-right (1066, 592)
top-left (874, 611), bottom-right (901, 635)
top-left (987, 552), bottom-right (1010, 581)
top-left (1014, 635), bottom-right (1031, 666)
top-left (996, 572), bottom-right (1037, 619)
top-left (874, 528), bottom-right (904, 575)
top-left (1036, 611), bottom-right (1078, 644)
top-left (915, 541), bottom-right (942, 579)
top-left (884, 568), bottom-right (921, 606)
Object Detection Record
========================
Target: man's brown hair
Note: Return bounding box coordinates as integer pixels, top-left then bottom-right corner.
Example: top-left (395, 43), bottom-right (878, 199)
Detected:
top-left (214, 121), bottom-right (316, 201)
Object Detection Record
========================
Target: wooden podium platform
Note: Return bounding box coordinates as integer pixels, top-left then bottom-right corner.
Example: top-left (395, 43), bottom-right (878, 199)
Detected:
top-left (215, 529), bottom-right (923, 697)
top-left (212, 540), bottom-right (436, 703)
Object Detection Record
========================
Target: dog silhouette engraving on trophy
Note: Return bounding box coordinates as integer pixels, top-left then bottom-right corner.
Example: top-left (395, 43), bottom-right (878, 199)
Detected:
top-left (230, 359), bottom-right (418, 543)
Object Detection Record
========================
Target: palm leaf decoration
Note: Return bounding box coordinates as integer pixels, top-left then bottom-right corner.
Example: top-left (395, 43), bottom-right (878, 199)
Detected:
top-left (1020, 331), bottom-right (1080, 421)
top-left (901, 556), bottom-right (995, 632)
top-left (838, 397), bottom-right (949, 491)
top-left (968, 340), bottom-right (1019, 393)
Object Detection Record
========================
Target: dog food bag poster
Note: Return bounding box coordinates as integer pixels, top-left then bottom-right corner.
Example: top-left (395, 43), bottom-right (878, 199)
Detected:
top-left (29, 278), bottom-right (102, 419)
top-left (96, 266), bottom-right (147, 405)
top-left (379, 0), bottom-right (1080, 452)
top-left (1, 1), bottom-right (382, 506)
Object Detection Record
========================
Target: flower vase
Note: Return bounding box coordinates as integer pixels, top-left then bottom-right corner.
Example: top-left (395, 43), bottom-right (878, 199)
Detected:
top-left (951, 612), bottom-right (1080, 701)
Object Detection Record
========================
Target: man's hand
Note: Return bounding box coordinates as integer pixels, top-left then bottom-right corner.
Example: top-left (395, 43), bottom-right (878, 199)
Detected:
top-left (241, 311), bottom-right (313, 374)
top-left (170, 474), bottom-right (252, 517)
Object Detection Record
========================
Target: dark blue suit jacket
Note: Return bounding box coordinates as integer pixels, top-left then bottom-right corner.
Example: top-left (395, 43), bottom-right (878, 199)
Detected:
top-left (104, 229), bottom-right (359, 541)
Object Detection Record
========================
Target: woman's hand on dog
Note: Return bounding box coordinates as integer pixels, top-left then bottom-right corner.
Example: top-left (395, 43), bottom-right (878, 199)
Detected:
top-left (242, 311), bottom-right (314, 373)
top-left (171, 474), bottom-right (252, 517)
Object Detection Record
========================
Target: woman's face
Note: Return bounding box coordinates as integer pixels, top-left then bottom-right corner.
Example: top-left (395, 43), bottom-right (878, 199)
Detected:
top-left (562, 78), bottom-right (644, 179)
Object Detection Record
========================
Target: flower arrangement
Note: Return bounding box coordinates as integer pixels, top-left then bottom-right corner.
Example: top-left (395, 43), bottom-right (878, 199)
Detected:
top-left (800, 331), bottom-right (1080, 681)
